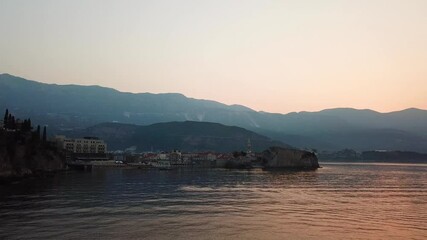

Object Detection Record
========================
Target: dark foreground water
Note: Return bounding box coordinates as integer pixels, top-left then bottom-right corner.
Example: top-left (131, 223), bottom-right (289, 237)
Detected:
top-left (0, 163), bottom-right (426, 240)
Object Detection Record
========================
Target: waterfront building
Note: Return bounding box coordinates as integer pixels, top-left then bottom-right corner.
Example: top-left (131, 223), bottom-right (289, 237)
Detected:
top-left (169, 150), bottom-right (183, 164)
top-left (54, 136), bottom-right (107, 154)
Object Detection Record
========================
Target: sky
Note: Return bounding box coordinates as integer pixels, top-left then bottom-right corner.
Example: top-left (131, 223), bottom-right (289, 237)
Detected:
top-left (0, 0), bottom-right (426, 114)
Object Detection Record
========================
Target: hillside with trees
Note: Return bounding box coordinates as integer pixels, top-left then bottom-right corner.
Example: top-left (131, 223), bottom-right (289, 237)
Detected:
top-left (0, 109), bottom-right (65, 183)
top-left (72, 121), bottom-right (288, 152)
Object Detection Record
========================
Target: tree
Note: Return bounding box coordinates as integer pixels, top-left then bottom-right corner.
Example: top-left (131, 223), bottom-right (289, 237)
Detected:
top-left (3, 109), bottom-right (8, 127)
top-left (10, 115), bottom-right (16, 129)
top-left (22, 119), bottom-right (27, 131)
top-left (42, 126), bottom-right (47, 142)
top-left (7, 114), bottom-right (13, 129)
top-left (22, 118), bottom-right (31, 132)
top-left (28, 118), bottom-right (32, 131)
top-left (36, 125), bottom-right (41, 140)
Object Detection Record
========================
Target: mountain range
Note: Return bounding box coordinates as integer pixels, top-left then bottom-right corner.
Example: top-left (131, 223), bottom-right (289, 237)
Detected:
top-left (70, 121), bottom-right (286, 152)
top-left (1, 73), bottom-right (427, 152)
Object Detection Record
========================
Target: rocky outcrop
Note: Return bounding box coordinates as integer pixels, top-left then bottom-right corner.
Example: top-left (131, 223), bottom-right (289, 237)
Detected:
top-left (0, 131), bottom-right (65, 183)
top-left (262, 147), bottom-right (319, 170)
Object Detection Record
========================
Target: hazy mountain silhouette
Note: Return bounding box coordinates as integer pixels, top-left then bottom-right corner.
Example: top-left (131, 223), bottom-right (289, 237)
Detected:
top-left (1, 73), bottom-right (427, 152)
top-left (68, 121), bottom-right (286, 152)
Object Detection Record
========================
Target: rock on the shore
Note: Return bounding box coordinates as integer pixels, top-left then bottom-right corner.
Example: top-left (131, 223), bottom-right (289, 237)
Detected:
top-left (0, 132), bottom-right (65, 183)
top-left (262, 147), bottom-right (319, 169)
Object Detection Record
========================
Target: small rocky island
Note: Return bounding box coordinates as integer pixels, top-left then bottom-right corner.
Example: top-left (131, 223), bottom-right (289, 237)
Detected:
top-left (261, 147), bottom-right (319, 170)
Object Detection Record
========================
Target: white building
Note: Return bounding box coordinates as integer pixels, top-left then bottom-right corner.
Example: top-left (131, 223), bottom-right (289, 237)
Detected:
top-left (55, 136), bottom-right (107, 154)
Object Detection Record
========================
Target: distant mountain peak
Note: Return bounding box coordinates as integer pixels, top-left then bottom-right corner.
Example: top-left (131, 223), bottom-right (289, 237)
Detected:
top-left (2, 73), bottom-right (427, 153)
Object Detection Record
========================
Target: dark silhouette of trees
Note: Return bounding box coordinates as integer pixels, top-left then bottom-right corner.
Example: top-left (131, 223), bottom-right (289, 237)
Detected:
top-left (21, 119), bottom-right (32, 132)
top-left (42, 126), bottom-right (47, 142)
top-left (8, 114), bottom-right (15, 129)
top-left (3, 109), bottom-right (8, 127)
top-left (0, 109), bottom-right (65, 181)
top-left (36, 125), bottom-right (41, 140)
top-left (2, 109), bottom-right (33, 132)
top-left (11, 116), bottom-right (15, 129)
top-left (22, 119), bottom-right (27, 131)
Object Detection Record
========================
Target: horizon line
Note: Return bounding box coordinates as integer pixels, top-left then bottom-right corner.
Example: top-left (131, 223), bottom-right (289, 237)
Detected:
top-left (1, 72), bottom-right (426, 115)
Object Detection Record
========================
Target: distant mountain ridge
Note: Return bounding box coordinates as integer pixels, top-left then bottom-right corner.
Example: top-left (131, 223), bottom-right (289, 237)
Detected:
top-left (1, 73), bottom-right (427, 152)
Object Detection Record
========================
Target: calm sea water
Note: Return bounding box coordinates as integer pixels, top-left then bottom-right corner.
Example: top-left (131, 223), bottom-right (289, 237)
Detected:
top-left (0, 163), bottom-right (426, 240)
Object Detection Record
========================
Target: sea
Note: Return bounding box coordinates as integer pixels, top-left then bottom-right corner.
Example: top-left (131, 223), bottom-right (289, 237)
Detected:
top-left (0, 163), bottom-right (426, 239)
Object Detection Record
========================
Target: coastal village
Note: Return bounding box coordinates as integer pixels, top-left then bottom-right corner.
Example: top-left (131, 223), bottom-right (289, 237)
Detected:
top-left (0, 108), bottom-right (319, 181)
top-left (53, 135), bottom-right (258, 169)
top-left (52, 133), bottom-right (319, 170)
top-left (0, 109), bottom-right (259, 170)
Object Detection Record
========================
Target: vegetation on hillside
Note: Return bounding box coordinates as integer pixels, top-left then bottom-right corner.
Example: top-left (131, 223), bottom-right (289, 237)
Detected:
top-left (79, 121), bottom-right (288, 152)
top-left (0, 109), bottom-right (65, 182)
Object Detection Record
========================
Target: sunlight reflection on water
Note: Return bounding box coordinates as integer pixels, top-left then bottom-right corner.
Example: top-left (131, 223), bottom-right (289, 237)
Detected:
top-left (0, 163), bottom-right (426, 239)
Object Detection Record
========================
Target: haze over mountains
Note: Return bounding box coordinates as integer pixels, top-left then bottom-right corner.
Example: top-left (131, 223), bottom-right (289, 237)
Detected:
top-left (74, 121), bottom-right (286, 152)
top-left (1, 73), bottom-right (427, 152)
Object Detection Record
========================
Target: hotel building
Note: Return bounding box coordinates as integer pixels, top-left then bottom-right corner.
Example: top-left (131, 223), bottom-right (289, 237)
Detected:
top-left (55, 136), bottom-right (107, 154)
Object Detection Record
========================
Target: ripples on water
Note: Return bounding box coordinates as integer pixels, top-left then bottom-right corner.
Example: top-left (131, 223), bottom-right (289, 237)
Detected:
top-left (0, 163), bottom-right (426, 239)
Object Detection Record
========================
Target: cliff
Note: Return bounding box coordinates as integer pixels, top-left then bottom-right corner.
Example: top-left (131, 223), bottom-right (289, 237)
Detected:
top-left (262, 147), bottom-right (319, 169)
top-left (0, 130), bottom-right (65, 183)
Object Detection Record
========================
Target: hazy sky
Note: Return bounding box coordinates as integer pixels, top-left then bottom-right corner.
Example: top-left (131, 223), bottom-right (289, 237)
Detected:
top-left (1, 0), bottom-right (426, 113)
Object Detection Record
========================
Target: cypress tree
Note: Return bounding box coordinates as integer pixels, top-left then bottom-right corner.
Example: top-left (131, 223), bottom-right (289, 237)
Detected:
top-left (7, 114), bottom-right (12, 129)
top-left (36, 125), bottom-right (41, 140)
top-left (3, 109), bottom-right (8, 127)
top-left (22, 119), bottom-right (27, 131)
top-left (11, 116), bottom-right (16, 129)
top-left (23, 119), bottom-right (31, 132)
top-left (28, 118), bottom-right (32, 131)
top-left (42, 126), bottom-right (47, 142)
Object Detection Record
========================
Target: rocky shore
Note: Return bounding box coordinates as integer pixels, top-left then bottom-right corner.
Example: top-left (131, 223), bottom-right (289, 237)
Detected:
top-left (0, 148), bottom-right (65, 183)
top-left (0, 131), bottom-right (65, 184)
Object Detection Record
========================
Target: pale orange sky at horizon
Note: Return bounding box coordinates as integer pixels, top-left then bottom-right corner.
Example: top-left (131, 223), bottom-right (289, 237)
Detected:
top-left (1, 0), bottom-right (426, 114)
